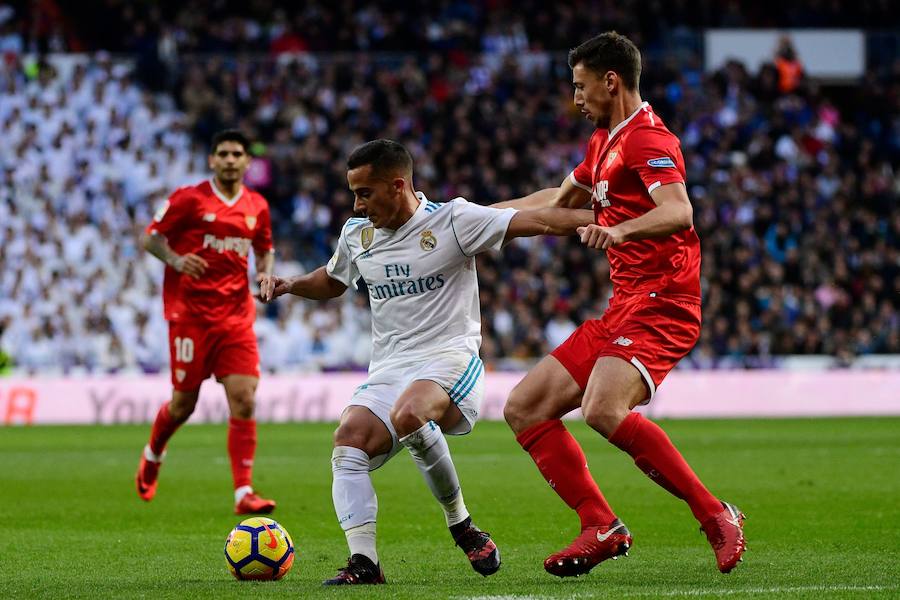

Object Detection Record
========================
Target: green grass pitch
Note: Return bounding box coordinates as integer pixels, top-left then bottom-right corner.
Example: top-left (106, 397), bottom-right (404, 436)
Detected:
top-left (1, 418), bottom-right (898, 599)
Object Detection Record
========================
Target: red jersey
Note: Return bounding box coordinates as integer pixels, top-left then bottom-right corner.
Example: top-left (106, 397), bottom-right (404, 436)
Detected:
top-left (146, 180), bottom-right (273, 326)
top-left (571, 102), bottom-right (701, 302)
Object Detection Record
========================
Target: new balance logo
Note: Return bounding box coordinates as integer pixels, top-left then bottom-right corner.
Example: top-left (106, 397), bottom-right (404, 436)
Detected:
top-left (613, 336), bottom-right (633, 346)
top-left (202, 213), bottom-right (216, 222)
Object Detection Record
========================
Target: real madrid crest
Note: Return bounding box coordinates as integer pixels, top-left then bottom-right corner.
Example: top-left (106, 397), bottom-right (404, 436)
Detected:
top-left (420, 229), bottom-right (437, 251)
top-left (245, 215), bottom-right (257, 229)
top-left (360, 226), bottom-right (375, 250)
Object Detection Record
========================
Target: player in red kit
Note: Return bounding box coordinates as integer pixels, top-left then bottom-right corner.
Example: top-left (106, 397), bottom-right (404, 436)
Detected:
top-left (135, 129), bottom-right (277, 515)
top-left (496, 33), bottom-right (746, 575)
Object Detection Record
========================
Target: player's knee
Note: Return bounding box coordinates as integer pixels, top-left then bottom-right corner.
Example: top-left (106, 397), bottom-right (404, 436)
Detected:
top-left (582, 398), bottom-right (628, 438)
top-left (504, 384), bottom-right (535, 433)
top-left (389, 401), bottom-right (425, 438)
top-left (229, 390), bottom-right (256, 419)
top-left (333, 421), bottom-right (370, 451)
top-left (168, 394), bottom-right (198, 422)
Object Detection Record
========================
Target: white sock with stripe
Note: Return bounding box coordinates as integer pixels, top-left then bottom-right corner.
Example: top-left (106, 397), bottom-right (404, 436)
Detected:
top-left (399, 421), bottom-right (469, 527)
top-left (332, 446), bottom-right (379, 564)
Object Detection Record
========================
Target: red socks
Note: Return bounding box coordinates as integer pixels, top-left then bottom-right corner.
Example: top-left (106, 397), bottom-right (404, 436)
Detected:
top-left (228, 417), bottom-right (257, 490)
top-left (148, 403), bottom-right (182, 456)
top-left (609, 412), bottom-right (722, 522)
top-left (516, 419), bottom-right (617, 529)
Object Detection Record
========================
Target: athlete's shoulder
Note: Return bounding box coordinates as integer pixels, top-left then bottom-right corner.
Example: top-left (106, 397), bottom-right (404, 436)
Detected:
top-left (624, 117), bottom-right (680, 153)
top-left (341, 216), bottom-right (372, 238)
top-left (243, 185), bottom-right (270, 207)
top-left (425, 197), bottom-right (450, 213)
top-left (169, 181), bottom-right (207, 203)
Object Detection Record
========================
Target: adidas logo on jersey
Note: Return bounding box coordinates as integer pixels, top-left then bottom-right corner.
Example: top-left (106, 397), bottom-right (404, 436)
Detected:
top-left (613, 336), bottom-right (633, 346)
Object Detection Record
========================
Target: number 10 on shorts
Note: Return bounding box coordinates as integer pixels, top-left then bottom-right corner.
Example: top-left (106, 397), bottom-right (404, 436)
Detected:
top-left (174, 336), bottom-right (194, 363)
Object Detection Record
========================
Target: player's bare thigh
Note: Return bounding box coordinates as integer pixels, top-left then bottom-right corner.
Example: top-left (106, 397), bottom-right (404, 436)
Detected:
top-left (390, 379), bottom-right (462, 438)
top-left (334, 405), bottom-right (394, 458)
top-left (581, 356), bottom-right (647, 438)
top-left (503, 354), bottom-right (583, 434)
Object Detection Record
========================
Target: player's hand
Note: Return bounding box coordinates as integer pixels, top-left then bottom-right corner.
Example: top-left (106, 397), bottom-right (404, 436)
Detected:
top-left (171, 253), bottom-right (208, 278)
top-left (259, 274), bottom-right (290, 303)
top-left (577, 224), bottom-right (627, 250)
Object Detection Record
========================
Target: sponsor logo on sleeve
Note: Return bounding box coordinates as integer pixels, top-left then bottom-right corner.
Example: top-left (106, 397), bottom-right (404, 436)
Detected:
top-left (647, 157), bottom-right (676, 168)
top-left (360, 226), bottom-right (374, 249)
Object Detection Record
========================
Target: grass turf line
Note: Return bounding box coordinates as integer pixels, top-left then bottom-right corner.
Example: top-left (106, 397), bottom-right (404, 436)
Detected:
top-left (0, 418), bottom-right (898, 599)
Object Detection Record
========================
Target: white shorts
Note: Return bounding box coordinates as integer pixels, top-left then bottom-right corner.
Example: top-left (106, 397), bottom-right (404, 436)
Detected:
top-left (346, 352), bottom-right (485, 470)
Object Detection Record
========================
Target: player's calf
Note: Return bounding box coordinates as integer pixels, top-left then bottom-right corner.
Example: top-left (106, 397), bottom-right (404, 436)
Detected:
top-left (544, 518), bottom-right (632, 577)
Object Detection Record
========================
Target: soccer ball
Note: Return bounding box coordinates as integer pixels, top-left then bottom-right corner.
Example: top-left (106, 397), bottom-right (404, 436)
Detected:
top-left (224, 517), bottom-right (295, 580)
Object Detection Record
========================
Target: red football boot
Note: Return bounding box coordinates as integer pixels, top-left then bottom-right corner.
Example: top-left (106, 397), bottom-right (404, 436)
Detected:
top-left (135, 445), bottom-right (165, 502)
top-left (544, 518), bottom-right (632, 577)
top-left (234, 491), bottom-right (276, 515)
top-left (700, 501), bottom-right (746, 573)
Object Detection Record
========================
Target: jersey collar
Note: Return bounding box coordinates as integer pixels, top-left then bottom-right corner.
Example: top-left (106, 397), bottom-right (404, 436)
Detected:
top-left (607, 100), bottom-right (649, 141)
top-left (381, 191), bottom-right (428, 236)
top-left (209, 178), bottom-right (244, 207)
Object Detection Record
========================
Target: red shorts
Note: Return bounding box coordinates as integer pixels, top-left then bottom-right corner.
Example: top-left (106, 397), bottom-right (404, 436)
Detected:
top-left (551, 294), bottom-right (701, 403)
top-left (167, 320), bottom-right (260, 391)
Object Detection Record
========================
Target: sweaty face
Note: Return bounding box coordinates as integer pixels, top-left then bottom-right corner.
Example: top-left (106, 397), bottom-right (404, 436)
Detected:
top-left (347, 165), bottom-right (405, 229)
top-left (572, 63), bottom-right (613, 129)
top-left (208, 141), bottom-right (250, 185)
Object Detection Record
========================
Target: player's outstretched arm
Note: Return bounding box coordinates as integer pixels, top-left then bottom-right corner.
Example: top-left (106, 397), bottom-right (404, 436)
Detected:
top-left (141, 231), bottom-right (208, 278)
top-left (493, 175), bottom-right (590, 210)
top-left (503, 207), bottom-right (595, 243)
top-left (578, 182), bottom-right (693, 250)
top-left (260, 266), bottom-right (347, 303)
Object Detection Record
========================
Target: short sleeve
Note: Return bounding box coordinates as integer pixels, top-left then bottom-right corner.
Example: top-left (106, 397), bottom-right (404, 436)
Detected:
top-left (624, 127), bottom-right (686, 193)
top-left (253, 202), bottom-right (274, 253)
top-left (450, 198), bottom-right (517, 256)
top-left (325, 222), bottom-right (361, 287)
top-left (146, 188), bottom-right (193, 238)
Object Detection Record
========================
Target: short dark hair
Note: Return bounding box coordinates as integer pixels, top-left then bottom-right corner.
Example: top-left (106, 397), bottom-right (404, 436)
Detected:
top-left (347, 139), bottom-right (413, 178)
top-left (568, 32), bottom-right (642, 91)
top-left (210, 129), bottom-right (250, 154)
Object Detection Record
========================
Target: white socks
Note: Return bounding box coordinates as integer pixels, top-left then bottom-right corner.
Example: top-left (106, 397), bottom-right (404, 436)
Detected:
top-left (234, 485), bottom-right (254, 504)
top-left (399, 421), bottom-right (470, 527)
top-left (332, 446), bottom-right (379, 564)
top-left (345, 522), bottom-right (377, 565)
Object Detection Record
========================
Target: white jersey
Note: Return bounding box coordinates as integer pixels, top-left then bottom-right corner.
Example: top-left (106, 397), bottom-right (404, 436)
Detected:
top-left (326, 192), bottom-right (516, 375)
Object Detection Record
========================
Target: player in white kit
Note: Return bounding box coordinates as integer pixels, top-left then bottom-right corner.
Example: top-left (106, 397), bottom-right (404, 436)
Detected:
top-left (260, 140), bottom-right (593, 585)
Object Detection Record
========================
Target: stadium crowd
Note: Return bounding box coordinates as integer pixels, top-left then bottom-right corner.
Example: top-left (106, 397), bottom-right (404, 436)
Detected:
top-left (5, 1), bottom-right (898, 55)
top-left (0, 4), bottom-right (897, 374)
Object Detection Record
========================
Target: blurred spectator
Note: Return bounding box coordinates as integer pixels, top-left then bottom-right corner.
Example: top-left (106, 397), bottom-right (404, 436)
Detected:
top-left (774, 36), bottom-right (804, 95)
